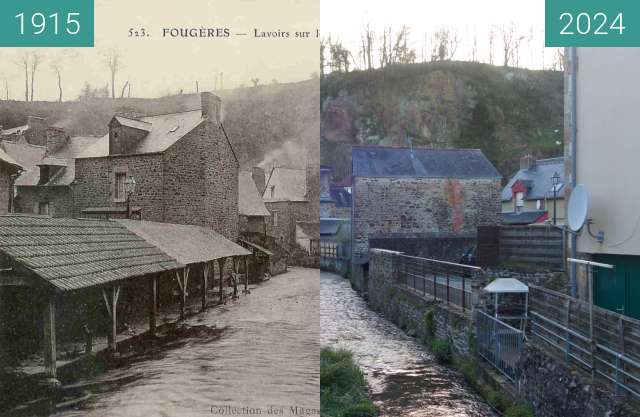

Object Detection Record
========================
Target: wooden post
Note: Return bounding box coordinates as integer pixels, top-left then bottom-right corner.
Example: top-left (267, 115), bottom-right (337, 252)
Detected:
top-left (446, 272), bottom-right (450, 305)
top-left (202, 263), bottom-right (210, 311)
top-left (149, 275), bottom-right (158, 335)
top-left (244, 256), bottom-right (250, 293)
top-left (102, 286), bottom-right (120, 351)
top-left (218, 258), bottom-right (226, 304)
top-left (232, 257), bottom-right (238, 298)
top-left (43, 293), bottom-right (57, 378)
top-left (175, 267), bottom-right (190, 320)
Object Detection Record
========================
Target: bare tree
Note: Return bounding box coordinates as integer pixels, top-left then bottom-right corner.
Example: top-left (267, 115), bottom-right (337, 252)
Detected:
top-left (16, 51), bottom-right (30, 102)
top-left (360, 24), bottom-right (375, 70)
top-left (104, 49), bottom-right (122, 99)
top-left (552, 48), bottom-right (566, 71)
top-left (488, 27), bottom-right (495, 65)
top-left (29, 52), bottom-right (41, 102)
top-left (120, 81), bottom-right (130, 98)
top-left (2, 76), bottom-right (9, 100)
top-left (471, 30), bottom-right (478, 62)
top-left (320, 37), bottom-right (329, 77)
top-left (251, 78), bottom-right (260, 87)
top-left (50, 57), bottom-right (63, 102)
top-left (497, 22), bottom-right (525, 67)
top-left (432, 28), bottom-right (459, 61)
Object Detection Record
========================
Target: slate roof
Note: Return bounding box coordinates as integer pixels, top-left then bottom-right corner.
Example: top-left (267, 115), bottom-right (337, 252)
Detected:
top-left (0, 147), bottom-right (23, 171)
top-left (352, 146), bottom-right (501, 179)
top-left (79, 110), bottom-right (204, 158)
top-left (0, 215), bottom-right (182, 291)
top-left (501, 157), bottom-right (565, 202)
top-left (116, 219), bottom-right (250, 265)
top-left (114, 116), bottom-right (152, 132)
top-left (296, 221), bottom-right (320, 239)
top-left (263, 167), bottom-right (308, 202)
top-left (501, 210), bottom-right (548, 225)
top-left (16, 136), bottom-right (101, 187)
top-left (239, 171), bottom-right (270, 217)
top-left (1, 141), bottom-right (46, 180)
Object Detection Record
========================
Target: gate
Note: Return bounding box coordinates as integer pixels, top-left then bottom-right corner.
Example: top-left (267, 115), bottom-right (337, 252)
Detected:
top-left (476, 310), bottom-right (525, 381)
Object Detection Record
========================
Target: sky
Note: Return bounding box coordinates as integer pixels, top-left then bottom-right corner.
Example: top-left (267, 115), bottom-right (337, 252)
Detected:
top-left (0, 0), bottom-right (319, 102)
top-left (321, 0), bottom-right (559, 70)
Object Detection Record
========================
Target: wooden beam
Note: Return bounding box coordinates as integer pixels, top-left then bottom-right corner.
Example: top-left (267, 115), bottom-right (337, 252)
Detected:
top-left (218, 258), bottom-right (226, 304)
top-left (202, 263), bottom-right (210, 311)
top-left (244, 256), bottom-right (250, 294)
top-left (149, 275), bottom-right (157, 335)
top-left (110, 286), bottom-right (119, 351)
top-left (43, 293), bottom-right (57, 379)
top-left (232, 257), bottom-right (238, 298)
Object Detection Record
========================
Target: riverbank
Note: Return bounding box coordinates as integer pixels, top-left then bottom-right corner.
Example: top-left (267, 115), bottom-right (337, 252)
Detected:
top-left (321, 271), bottom-right (498, 417)
top-left (320, 347), bottom-right (377, 417)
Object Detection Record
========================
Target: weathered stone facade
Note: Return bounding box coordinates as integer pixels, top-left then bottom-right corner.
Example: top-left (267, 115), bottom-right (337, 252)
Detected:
top-left (73, 120), bottom-right (239, 240)
top-left (15, 186), bottom-right (73, 217)
top-left (353, 177), bottom-right (501, 261)
top-left (0, 163), bottom-right (16, 215)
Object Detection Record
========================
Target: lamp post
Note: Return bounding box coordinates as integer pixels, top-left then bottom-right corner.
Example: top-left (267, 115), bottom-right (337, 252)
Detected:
top-left (551, 172), bottom-right (560, 225)
top-left (124, 176), bottom-right (137, 219)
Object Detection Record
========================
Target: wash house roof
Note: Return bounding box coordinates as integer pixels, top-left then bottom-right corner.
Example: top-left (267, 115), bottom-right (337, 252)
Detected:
top-left (352, 146), bottom-right (501, 179)
top-left (116, 219), bottom-right (251, 265)
top-left (0, 216), bottom-right (251, 292)
top-left (263, 167), bottom-right (307, 202)
top-left (0, 215), bottom-right (181, 291)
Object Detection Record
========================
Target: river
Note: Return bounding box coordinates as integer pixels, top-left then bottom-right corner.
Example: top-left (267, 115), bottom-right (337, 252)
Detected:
top-left (320, 271), bottom-right (498, 417)
top-left (8, 268), bottom-right (320, 417)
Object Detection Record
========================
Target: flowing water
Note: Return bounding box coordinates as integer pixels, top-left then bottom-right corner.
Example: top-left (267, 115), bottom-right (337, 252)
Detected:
top-left (320, 271), bottom-right (498, 417)
top-left (7, 268), bottom-right (320, 417)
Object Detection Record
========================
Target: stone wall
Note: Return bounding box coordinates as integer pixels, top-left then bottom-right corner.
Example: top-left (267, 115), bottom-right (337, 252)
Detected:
top-left (517, 345), bottom-right (638, 417)
top-left (15, 186), bottom-right (73, 218)
top-left (351, 176), bottom-right (500, 290)
top-left (73, 120), bottom-right (239, 240)
top-left (367, 249), bottom-right (475, 358)
top-left (0, 164), bottom-right (13, 215)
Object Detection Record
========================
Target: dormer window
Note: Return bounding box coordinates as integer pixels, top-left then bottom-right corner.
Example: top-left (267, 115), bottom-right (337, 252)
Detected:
top-left (515, 192), bottom-right (524, 212)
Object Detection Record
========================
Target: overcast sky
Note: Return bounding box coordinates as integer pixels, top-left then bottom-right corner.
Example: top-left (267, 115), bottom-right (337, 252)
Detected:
top-left (321, 0), bottom-right (558, 69)
top-left (0, 0), bottom-right (319, 102)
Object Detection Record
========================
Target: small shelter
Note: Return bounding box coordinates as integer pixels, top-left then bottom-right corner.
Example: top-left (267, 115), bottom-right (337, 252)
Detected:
top-left (483, 278), bottom-right (529, 328)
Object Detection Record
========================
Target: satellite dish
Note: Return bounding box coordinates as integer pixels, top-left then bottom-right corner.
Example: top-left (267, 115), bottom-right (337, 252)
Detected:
top-left (568, 184), bottom-right (589, 232)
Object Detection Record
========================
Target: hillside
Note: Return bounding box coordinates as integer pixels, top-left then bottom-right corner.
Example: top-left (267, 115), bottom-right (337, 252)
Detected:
top-left (321, 61), bottom-right (564, 180)
top-left (0, 79), bottom-right (319, 170)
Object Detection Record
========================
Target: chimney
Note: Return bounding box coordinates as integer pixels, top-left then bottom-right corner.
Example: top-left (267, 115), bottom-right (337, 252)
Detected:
top-left (251, 167), bottom-right (266, 195)
top-left (520, 154), bottom-right (535, 171)
top-left (26, 116), bottom-right (46, 146)
top-left (201, 92), bottom-right (222, 123)
top-left (45, 126), bottom-right (68, 154)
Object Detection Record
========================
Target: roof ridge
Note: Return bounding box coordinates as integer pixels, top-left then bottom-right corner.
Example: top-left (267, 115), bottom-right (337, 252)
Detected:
top-left (141, 108), bottom-right (201, 118)
top-left (352, 144), bottom-right (482, 152)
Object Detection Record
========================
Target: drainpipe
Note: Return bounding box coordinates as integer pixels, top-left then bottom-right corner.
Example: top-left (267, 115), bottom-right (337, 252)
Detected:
top-left (569, 47), bottom-right (578, 298)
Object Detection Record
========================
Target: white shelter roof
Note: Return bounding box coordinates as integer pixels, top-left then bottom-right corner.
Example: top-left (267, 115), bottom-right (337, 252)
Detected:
top-left (484, 278), bottom-right (529, 294)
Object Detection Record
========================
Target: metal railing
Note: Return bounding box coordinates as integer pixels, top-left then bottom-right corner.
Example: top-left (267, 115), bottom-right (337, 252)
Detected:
top-left (476, 310), bottom-right (525, 381)
top-left (395, 254), bottom-right (484, 313)
top-left (529, 285), bottom-right (640, 400)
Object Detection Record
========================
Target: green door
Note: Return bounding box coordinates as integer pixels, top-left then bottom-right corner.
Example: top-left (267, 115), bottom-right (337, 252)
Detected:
top-left (593, 254), bottom-right (640, 320)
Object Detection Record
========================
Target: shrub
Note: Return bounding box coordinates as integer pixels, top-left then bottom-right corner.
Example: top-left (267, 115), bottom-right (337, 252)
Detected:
top-left (430, 338), bottom-right (452, 364)
top-left (320, 347), bottom-right (378, 417)
top-left (456, 358), bottom-right (479, 384)
top-left (487, 389), bottom-right (512, 412)
top-left (504, 404), bottom-right (535, 417)
top-left (422, 308), bottom-right (435, 339)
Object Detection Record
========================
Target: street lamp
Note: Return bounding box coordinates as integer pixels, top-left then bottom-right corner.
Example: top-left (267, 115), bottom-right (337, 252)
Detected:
top-left (551, 172), bottom-right (560, 225)
top-left (124, 176), bottom-right (137, 219)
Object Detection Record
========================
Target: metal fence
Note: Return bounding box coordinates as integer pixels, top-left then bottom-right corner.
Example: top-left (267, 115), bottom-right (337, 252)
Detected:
top-left (529, 285), bottom-right (640, 400)
top-left (395, 254), bottom-right (484, 313)
top-left (476, 309), bottom-right (525, 381)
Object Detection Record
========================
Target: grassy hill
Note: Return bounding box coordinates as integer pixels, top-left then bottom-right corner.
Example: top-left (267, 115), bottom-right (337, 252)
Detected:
top-left (0, 79), bottom-right (319, 170)
top-left (321, 61), bottom-right (564, 180)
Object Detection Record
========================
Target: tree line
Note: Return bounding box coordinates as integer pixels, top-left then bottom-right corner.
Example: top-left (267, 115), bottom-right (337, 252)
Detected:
top-left (321, 22), bottom-right (566, 76)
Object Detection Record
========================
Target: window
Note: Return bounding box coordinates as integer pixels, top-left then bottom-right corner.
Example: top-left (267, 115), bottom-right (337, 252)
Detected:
top-left (272, 211), bottom-right (278, 227)
top-left (515, 192), bottom-right (524, 212)
top-left (400, 214), bottom-right (409, 229)
top-left (114, 172), bottom-right (127, 201)
top-left (38, 202), bottom-right (49, 215)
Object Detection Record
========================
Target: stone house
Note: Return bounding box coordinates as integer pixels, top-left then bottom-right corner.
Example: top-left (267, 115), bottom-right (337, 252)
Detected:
top-left (351, 145), bottom-right (502, 290)
top-left (70, 92), bottom-right (240, 241)
top-left (501, 155), bottom-right (565, 225)
top-left (0, 148), bottom-right (23, 214)
top-left (239, 169), bottom-right (270, 237)
top-left (13, 127), bottom-right (100, 217)
top-left (262, 166), bottom-right (319, 255)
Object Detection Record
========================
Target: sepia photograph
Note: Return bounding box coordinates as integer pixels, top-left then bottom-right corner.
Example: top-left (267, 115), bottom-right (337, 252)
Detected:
top-left (0, 0), bottom-right (319, 416)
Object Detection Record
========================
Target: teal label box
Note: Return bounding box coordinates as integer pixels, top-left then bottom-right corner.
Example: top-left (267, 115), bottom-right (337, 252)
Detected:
top-left (546, 0), bottom-right (640, 47)
top-left (0, 0), bottom-right (94, 47)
